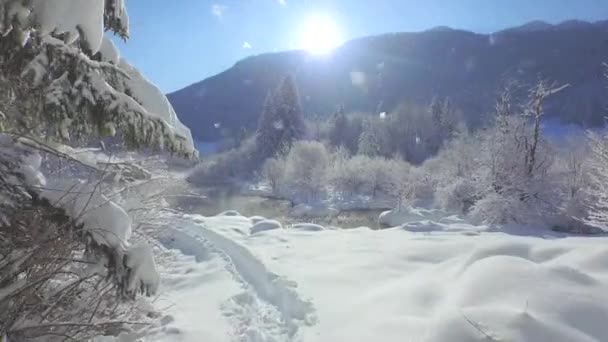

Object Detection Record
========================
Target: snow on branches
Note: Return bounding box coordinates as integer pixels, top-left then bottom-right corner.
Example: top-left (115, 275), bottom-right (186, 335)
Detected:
top-left (0, 0), bottom-right (195, 158)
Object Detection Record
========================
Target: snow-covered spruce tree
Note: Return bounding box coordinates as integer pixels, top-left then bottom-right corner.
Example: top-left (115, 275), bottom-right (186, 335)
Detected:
top-left (0, 1), bottom-right (195, 340)
top-left (256, 75), bottom-right (306, 159)
top-left (428, 96), bottom-right (461, 154)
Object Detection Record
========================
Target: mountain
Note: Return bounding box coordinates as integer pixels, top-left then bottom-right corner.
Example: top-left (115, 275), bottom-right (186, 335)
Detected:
top-left (168, 20), bottom-right (608, 142)
top-left (501, 20), bottom-right (553, 33)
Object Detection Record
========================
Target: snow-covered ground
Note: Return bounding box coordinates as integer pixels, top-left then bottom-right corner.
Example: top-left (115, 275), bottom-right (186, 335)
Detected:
top-left (144, 209), bottom-right (608, 342)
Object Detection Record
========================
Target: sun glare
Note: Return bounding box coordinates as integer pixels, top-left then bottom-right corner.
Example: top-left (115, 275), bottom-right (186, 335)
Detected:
top-left (300, 14), bottom-right (342, 55)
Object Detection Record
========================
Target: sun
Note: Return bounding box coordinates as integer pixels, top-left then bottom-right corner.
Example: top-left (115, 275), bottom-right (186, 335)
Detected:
top-left (299, 14), bottom-right (342, 55)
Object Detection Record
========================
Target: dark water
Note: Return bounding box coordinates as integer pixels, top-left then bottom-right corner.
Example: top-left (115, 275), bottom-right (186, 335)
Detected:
top-left (171, 184), bottom-right (384, 229)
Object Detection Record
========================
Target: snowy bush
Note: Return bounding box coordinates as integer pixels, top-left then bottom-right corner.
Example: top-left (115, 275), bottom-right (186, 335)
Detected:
top-left (469, 192), bottom-right (534, 225)
top-left (582, 131), bottom-right (608, 231)
top-left (435, 178), bottom-right (480, 214)
top-left (261, 158), bottom-right (286, 194)
top-left (328, 154), bottom-right (374, 196)
top-left (188, 137), bottom-right (258, 183)
top-left (283, 141), bottom-right (330, 201)
top-left (384, 158), bottom-right (417, 209)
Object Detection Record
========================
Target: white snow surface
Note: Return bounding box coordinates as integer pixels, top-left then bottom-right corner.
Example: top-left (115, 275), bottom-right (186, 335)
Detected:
top-left (125, 241), bottom-right (160, 294)
top-left (379, 206), bottom-right (446, 227)
top-left (251, 219), bottom-right (282, 234)
top-left (149, 210), bottom-right (608, 342)
top-left (99, 37), bottom-right (121, 64)
top-left (41, 179), bottom-right (132, 249)
top-left (32, 0), bottom-right (105, 53)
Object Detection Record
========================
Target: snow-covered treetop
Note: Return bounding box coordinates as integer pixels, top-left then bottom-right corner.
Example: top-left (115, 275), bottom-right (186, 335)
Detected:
top-left (1, 0), bottom-right (128, 53)
top-left (0, 0), bottom-right (196, 157)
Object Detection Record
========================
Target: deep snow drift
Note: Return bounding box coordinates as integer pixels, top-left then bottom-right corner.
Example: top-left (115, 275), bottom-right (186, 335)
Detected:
top-left (145, 210), bottom-right (608, 342)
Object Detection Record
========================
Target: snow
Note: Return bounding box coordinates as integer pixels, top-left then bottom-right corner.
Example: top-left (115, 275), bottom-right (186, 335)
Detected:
top-left (7, 2), bottom-right (196, 157)
top-left (17, 149), bottom-right (45, 187)
top-left (117, 58), bottom-right (196, 155)
top-left (218, 210), bottom-right (242, 217)
top-left (291, 223), bottom-right (326, 231)
top-left (148, 210), bottom-right (608, 342)
top-left (125, 241), bottom-right (160, 295)
top-left (99, 37), bottom-right (121, 64)
top-left (251, 219), bottom-right (282, 234)
top-left (249, 215), bottom-right (267, 224)
top-left (378, 206), bottom-right (446, 227)
top-left (32, 0), bottom-right (105, 53)
top-left (41, 179), bottom-right (132, 249)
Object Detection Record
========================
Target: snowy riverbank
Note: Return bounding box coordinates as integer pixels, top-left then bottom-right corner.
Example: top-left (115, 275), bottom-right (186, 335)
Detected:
top-left (142, 210), bottom-right (608, 342)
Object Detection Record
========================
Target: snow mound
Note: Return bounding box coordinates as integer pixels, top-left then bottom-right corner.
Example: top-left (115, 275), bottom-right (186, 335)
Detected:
top-left (156, 226), bottom-right (211, 262)
top-left (292, 223), bottom-right (326, 231)
top-left (290, 204), bottom-right (339, 218)
top-left (217, 210), bottom-right (241, 217)
top-left (425, 243), bottom-right (608, 342)
top-left (400, 220), bottom-right (445, 232)
top-left (379, 207), bottom-right (445, 227)
top-left (251, 220), bottom-right (282, 234)
top-left (249, 216), bottom-right (267, 224)
top-left (125, 241), bottom-right (160, 295)
top-left (400, 220), bottom-right (486, 233)
top-left (42, 179), bottom-right (131, 249)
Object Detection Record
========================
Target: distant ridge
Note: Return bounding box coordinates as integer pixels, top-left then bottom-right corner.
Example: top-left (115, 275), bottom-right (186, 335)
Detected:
top-left (169, 20), bottom-right (608, 141)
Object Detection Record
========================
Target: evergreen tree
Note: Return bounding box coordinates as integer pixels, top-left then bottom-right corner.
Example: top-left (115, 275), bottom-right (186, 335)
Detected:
top-left (328, 104), bottom-right (349, 148)
top-left (358, 118), bottom-right (388, 157)
top-left (428, 96), bottom-right (459, 154)
top-left (256, 75), bottom-right (306, 158)
top-left (0, 2), bottom-right (194, 339)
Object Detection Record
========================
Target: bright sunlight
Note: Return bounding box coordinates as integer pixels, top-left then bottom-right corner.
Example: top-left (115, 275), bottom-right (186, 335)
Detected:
top-left (299, 14), bottom-right (342, 55)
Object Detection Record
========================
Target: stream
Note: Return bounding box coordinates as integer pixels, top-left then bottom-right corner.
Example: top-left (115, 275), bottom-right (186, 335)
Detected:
top-left (171, 184), bottom-right (386, 229)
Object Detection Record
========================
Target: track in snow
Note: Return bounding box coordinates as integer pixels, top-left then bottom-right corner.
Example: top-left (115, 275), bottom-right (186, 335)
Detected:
top-left (162, 217), bottom-right (316, 342)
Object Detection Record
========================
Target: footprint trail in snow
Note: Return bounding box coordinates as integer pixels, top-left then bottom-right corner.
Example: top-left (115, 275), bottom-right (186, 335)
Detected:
top-left (158, 215), bottom-right (316, 342)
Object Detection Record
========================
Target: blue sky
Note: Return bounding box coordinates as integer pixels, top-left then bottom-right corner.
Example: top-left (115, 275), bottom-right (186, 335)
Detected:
top-left (113, 0), bottom-right (608, 93)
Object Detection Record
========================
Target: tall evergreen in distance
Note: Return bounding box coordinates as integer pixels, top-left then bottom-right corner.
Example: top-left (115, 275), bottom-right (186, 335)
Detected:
top-left (328, 104), bottom-right (349, 148)
top-left (256, 75), bottom-right (306, 159)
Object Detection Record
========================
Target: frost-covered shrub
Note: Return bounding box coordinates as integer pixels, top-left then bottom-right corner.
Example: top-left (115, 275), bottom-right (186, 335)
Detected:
top-left (469, 192), bottom-right (533, 225)
top-left (283, 141), bottom-right (330, 201)
top-left (188, 138), bottom-right (258, 183)
top-left (435, 178), bottom-right (480, 214)
top-left (329, 154), bottom-right (374, 196)
top-left (581, 131), bottom-right (608, 231)
top-left (261, 158), bottom-right (286, 194)
top-left (384, 158), bottom-right (417, 208)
